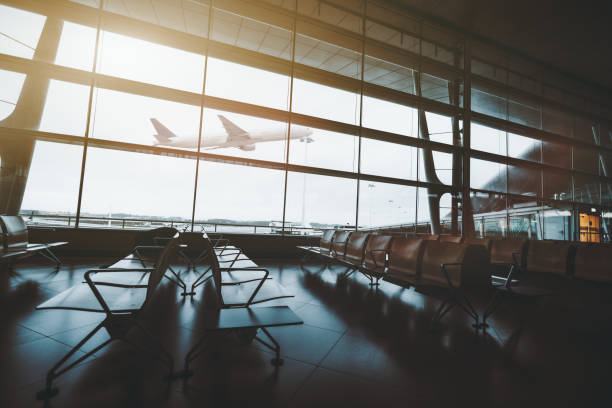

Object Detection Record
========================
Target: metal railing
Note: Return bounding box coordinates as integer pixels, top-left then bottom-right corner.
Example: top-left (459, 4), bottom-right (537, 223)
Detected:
top-left (20, 212), bottom-right (327, 235)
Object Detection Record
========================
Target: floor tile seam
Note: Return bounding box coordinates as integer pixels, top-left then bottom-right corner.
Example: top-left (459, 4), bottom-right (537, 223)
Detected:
top-left (316, 328), bottom-right (348, 366)
top-left (285, 363), bottom-right (320, 405)
top-left (19, 319), bottom-right (105, 338)
top-left (13, 355), bottom-right (100, 392)
top-left (301, 322), bottom-right (346, 334)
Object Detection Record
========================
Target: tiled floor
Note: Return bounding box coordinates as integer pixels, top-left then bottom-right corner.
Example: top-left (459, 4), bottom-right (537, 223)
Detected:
top-left (1, 256), bottom-right (611, 407)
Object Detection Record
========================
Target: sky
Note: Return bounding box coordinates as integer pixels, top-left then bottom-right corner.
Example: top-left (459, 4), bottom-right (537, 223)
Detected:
top-left (0, 4), bottom-right (540, 229)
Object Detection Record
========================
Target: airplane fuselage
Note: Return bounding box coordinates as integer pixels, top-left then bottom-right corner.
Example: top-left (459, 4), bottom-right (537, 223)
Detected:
top-left (154, 127), bottom-right (312, 149)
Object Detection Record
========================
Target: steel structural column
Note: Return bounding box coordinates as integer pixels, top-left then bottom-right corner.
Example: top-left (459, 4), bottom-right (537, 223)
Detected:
top-left (462, 38), bottom-right (475, 237)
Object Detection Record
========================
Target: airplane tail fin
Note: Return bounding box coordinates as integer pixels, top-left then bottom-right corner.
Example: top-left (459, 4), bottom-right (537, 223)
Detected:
top-left (150, 118), bottom-right (176, 142)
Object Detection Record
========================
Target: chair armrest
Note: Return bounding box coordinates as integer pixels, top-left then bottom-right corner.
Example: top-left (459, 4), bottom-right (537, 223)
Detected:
top-left (223, 268), bottom-right (270, 306)
top-left (133, 245), bottom-right (165, 251)
top-left (87, 268), bottom-right (156, 273)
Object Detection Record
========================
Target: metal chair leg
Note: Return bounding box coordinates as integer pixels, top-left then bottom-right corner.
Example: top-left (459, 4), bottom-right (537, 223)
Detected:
top-left (254, 327), bottom-right (284, 366)
top-left (36, 322), bottom-right (109, 401)
top-left (132, 320), bottom-right (174, 377)
top-left (429, 298), bottom-right (454, 332)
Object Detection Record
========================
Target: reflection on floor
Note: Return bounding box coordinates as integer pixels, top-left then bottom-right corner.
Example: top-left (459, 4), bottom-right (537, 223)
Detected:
top-left (1, 257), bottom-right (611, 407)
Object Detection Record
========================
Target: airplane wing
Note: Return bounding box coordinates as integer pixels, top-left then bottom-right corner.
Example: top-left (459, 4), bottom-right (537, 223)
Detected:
top-left (218, 115), bottom-right (250, 142)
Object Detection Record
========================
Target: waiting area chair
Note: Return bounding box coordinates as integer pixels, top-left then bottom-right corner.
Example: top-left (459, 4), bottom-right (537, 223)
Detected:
top-left (35, 234), bottom-right (181, 401)
top-left (0, 215), bottom-right (67, 271)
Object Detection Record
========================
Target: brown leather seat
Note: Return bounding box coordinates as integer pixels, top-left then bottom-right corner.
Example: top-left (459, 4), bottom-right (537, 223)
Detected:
top-left (525, 240), bottom-right (573, 276)
top-left (331, 231), bottom-right (351, 259)
top-left (387, 238), bottom-right (426, 280)
top-left (573, 245), bottom-right (612, 283)
top-left (439, 235), bottom-right (463, 244)
top-left (362, 235), bottom-right (393, 273)
top-left (420, 242), bottom-right (491, 289)
top-left (344, 232), bottom-right (370, 266)
top-left (422, 234), bottom-right (440, 241)
top-left (320, 230), bottom-right (335, 254)
top-left (490, 239), bottom-right (527, 266)
top-left (464, 237), bottom-right (492, 250)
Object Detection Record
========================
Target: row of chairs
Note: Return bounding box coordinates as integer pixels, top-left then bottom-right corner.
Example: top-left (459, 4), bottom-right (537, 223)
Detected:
top-left (35, 230), bottom-right (299, 402)
top-left (0, 215), bottom-right (66, 270)
top-left (299, 230), bottom-right (611, 331)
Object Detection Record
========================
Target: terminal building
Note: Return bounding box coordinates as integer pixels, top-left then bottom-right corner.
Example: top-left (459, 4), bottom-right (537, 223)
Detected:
top-left (1, 1), bottom-right (611, 407)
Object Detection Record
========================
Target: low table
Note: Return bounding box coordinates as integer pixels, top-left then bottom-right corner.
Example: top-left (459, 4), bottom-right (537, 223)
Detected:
top-left (178, 305), bottom-right (303, 380)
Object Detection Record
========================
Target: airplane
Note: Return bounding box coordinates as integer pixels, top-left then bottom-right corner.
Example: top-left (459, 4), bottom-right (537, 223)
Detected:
top-left (150, 115), bottom-right (313, 151)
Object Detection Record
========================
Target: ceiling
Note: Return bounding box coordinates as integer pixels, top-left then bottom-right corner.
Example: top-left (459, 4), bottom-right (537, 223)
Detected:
top-left (393, 0), bottom-right (612, 94)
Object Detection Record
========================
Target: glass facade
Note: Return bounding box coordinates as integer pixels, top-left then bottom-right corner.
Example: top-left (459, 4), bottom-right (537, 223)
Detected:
top-left (1, 0), bottom-right (611, 242)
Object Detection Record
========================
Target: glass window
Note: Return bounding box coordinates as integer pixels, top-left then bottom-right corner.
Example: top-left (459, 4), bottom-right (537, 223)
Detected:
top-left (425, 112), bottom-right (455, 145)
top-left (55, 21), bottom-right (96, 71)
top-left (89, 88), bottom-right (201, 148)
top-left (574, 174), bottom-right (600, 205)
top-left (211, 8), bottom-right (292, 60)
top-left (507, 164), bottom-right (540, 197)
top-left (416, 187), bottom-right (434, 231)
top-left (420, 73), bottom-right (450, 104)
top-left (292, 78), bottom-right (359, 124)
top-left (439, 192), bottom-right (457, 234)
top-left (542, 202), bottom-right (572, 241)
top-left (364, 56), bottom-right (415, 95)
top-left (470, 158), bottom-right (506, 192)
top-left (542, 139), bottom-right (570, 168)
top-left (508, 99), bottom-right (540, 129)
top-left (201, 108), bottom-right (288, 163)
top-left (362, 96), bottom-right (417, 136)
top-left (508, 195), bottom-right (539, 240)
top-left (0, 5), bottom-right (46, 59)
top-left (80, 148), bottom-right (196, 227)
top-left (471, 191), bottom-right (507, 238)
top-left (298, 1), bottom-right (363, 34)
top-left (39, 80), bottom-right (91, 136)
top-left (295, 34), bottom-right (361, 79)
top-left (0, 69), bottom-right (26, 121)
top-left (573, 146), bottom-right (599, 175)
top-left (103, 0), bottom-right (210, 38)
top-left (285, 172), bottom-right (356, 228)
top-left (508, 132), bottom-right (540, 162)
top-left (419, 149), bottom-right (453, 185)
top-left (20, 141), bottom-right (83, 226)
top-left (471, 88), bottom-right (505, 120)
top-left (206, 57), bottom-right (289, 110)
top-left (543, 169), bottom-right (572, 201)
top-left (288, 125), bottom-right (357, 172)
top-left (360, 138), bottom-right (417, 179)
top-left (96, 30), bottom-right (205, 93)
top-left (471, 123), bottom-right (506, 155)
top-left (358, 180), bottom-right (416, 228)
top-left (542, 105), bottom-right (572, 138)
top-left (194, 160), bottom-right (285, 232)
